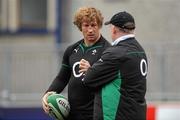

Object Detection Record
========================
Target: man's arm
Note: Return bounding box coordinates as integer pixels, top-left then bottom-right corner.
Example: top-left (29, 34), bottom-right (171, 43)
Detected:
top-left (46, 65), bottom-right (71, 92)
top-left (47, 45), bottom-right (72, 93)
top-left (42, 46), bottom-right (72, 114)
top-left (82, 48), bottom-right (120, 89)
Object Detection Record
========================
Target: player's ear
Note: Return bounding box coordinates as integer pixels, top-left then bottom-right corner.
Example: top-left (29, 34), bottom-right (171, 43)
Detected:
top-left (112, 25), bottom-right (117, 34)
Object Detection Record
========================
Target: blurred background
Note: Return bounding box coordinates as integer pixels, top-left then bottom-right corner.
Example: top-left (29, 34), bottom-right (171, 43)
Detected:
top-left (0, 0), bottom-right (180, 119)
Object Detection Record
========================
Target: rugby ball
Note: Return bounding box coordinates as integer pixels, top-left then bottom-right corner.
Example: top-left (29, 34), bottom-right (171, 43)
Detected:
top-left (47, 93), bottom-right (70, 120)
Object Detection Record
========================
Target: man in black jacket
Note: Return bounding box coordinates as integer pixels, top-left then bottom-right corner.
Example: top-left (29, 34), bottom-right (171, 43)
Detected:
top-left (42, 7), bottom-right (110, 120)
top-left (82, 11), bottom-right (148, 120)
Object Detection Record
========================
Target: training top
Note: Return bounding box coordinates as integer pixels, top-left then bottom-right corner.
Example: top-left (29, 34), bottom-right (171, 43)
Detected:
top-left (83, 37), bottom-right (148, 120)
top-left (47, 36), bottom-right (110, 120)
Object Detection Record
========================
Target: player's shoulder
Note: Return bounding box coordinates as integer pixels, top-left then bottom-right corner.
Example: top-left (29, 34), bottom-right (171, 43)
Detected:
top-left (65, 40), bottom-right (82, 51)
top-left (103, 45), bottom-right (127, 59)
top-left (99, 35), bottom-right (111, 47)
top-left (106, 45), bottom-right (127, 53)
top-left (63, 39), bottom-right (82, 56)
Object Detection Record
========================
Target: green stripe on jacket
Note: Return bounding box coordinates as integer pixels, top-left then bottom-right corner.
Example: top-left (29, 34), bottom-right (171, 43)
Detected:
top-left (102, 72), bottom-right (121, 120)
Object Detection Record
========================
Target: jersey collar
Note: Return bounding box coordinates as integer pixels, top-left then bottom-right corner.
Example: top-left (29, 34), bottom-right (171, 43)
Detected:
top-left (112, 34), bottom-right (135, 46)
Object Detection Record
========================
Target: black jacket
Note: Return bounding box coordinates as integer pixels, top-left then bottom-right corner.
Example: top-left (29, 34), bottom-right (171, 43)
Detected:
top-left (83, 37), bottom-right (147, 120)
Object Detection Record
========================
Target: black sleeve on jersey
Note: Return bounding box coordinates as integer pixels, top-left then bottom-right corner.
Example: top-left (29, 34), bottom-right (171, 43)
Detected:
top-left (46, 46), bottom-right (72, 93)
top-left (83, 47), bottom-right (123, 89)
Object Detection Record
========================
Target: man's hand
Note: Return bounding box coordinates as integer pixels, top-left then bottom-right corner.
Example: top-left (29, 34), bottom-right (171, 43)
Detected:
top-left (79, 59), bottom-right (91, 73)
top-left (42, 91), bottom-right (56, 114)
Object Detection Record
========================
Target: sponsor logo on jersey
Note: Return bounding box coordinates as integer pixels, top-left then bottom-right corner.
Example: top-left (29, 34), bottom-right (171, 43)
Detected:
top-left (72, 62), bottom-right (83, 78)
top-left (140, 59), bottom-right (148, 76)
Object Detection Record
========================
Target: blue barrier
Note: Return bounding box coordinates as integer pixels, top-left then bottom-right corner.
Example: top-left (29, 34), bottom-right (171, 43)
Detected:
top-left (0, 107), bottom-right (53, 120)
